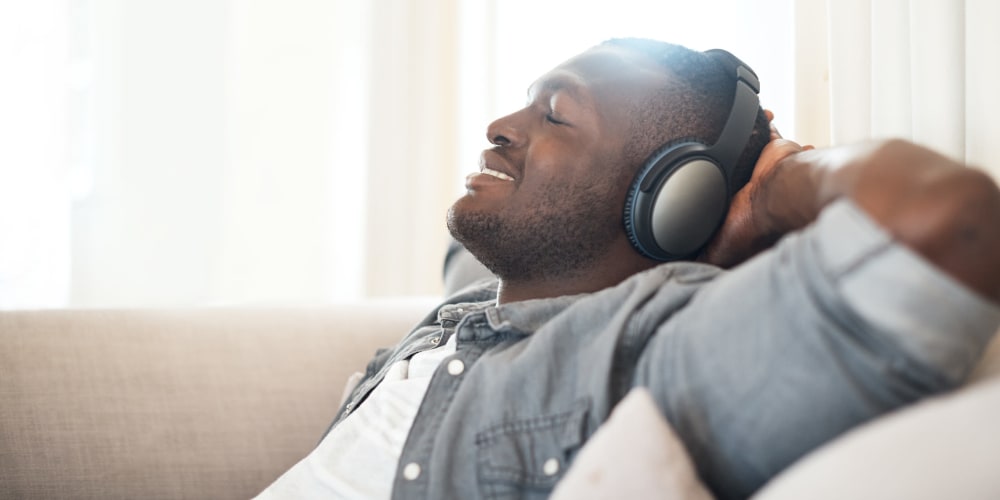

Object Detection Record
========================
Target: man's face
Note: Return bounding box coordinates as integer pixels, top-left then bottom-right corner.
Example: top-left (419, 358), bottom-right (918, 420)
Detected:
top-left (447, 45), bottom-right (669, 282)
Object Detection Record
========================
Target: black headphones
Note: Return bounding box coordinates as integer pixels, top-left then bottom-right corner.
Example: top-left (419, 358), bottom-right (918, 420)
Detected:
top-left (623, 49), bottom-right (760, 261)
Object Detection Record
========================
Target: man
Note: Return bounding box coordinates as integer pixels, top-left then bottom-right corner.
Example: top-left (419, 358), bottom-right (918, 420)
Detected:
top-left (258, 39), bottom-right (1000, 499)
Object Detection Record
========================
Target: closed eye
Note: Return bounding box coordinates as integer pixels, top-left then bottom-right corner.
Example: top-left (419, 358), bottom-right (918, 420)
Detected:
top-left (545, 113), bottom-right (566, 125)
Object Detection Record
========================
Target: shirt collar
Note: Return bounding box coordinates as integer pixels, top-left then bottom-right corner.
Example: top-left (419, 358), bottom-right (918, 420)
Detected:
top-left (438, 279), bottom-right (588, 336)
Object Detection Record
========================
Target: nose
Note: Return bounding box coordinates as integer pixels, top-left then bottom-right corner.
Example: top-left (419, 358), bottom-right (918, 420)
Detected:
top-left (486, 111), bottom-right (525, 148)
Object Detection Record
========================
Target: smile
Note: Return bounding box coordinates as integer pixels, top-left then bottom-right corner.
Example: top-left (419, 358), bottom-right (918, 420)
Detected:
top-left (481, 167), bottom-right (514, 181)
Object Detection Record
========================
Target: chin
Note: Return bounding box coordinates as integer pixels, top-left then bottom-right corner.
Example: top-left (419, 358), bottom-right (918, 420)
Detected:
top-left (445, 203), bottom-right (473, 245)
top-left (445, 201), bottom-right (463, 231)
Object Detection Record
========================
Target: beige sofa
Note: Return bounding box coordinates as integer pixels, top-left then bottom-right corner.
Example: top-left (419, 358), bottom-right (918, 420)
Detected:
top-left (2, 300), bottom-right (999, 499)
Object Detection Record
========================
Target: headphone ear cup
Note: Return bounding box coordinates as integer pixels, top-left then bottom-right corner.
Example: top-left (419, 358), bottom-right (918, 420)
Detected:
top-left (624, 143), bottom-right (672, 259)
top-left (624, 48), bottom-right (759, 262)
top-left (624, 140), bottom-right (729, 261)
top-left (622, 170), bottom-right (647, 257)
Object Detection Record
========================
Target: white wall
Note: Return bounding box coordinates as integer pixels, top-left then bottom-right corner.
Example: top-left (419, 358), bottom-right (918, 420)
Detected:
top-left (215, 0), bottom-right (370, 304)
top-left (71, 0), bottom-right (229, 306)
top-left (0, 2), bottom-right (72, 308)
top-left (0, 0), bottom-right (801, 308)
top-left (793, 0), bottom-right (1000, 176)
top-left (69, 0), bottom-right (375, 307)
top-left (6, 0), bottom-right (989, 309)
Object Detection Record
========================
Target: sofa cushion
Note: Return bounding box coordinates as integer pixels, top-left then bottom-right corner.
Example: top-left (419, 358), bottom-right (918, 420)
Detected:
top-left (0, 301), bottom-right (435, 500)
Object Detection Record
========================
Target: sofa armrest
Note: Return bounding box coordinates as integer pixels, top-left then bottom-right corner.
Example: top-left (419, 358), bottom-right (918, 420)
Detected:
top-left (0, 298), bottom-right (438, 500)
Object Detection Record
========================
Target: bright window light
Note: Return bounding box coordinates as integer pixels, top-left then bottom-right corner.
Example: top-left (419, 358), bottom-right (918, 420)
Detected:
top-left (458, 0), bottom-right (795, 192)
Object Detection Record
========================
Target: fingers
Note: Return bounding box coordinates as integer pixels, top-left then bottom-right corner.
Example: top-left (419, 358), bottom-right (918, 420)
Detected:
top-left (763, 108), bottom-right (813, 149)
top-left (764, 109), bottom-right (782, 140)
top-left (751, 139), bottom-right (805, 180)
top-left (763, 138), bottom-right (807, 158)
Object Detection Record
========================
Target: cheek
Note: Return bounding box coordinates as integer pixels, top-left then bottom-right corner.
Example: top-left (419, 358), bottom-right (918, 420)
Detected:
top-left (524, 140), bottom-right (610, 184)
top-left (520, 139), bottom-right (631, 207)
top-left (516, 171), bottom-right (585, 203)
top-left (520, 169), bottom-right (626, 220)
top-left (514, 150), bottom-right (574, 198)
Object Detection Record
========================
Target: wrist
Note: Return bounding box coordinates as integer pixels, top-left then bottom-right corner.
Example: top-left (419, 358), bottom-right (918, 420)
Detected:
top-left (754, 151), bottom-right (822, 242)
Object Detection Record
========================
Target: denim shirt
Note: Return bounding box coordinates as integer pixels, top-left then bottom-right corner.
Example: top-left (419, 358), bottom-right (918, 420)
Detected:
top-left (325, 200), bottom-right (1000, 499)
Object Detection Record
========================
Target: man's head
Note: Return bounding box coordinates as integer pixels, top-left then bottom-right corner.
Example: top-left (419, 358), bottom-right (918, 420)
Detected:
top-left (447, 39), bottom-right (770, 300)
top-left (606, 38), bottom-right (770, 193)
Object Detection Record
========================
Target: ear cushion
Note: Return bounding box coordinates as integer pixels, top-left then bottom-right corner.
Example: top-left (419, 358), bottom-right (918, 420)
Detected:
top-left (623, 49), bottom-right (758, 262)
top-left (624, 140), bottom-right (729, 261)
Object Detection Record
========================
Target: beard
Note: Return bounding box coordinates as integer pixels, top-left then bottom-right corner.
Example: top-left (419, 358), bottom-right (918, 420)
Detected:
top-left (446, 182), bottom-right (621, 284)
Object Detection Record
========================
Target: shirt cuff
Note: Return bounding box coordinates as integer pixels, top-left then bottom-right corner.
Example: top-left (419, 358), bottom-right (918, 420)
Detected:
top-left (814, 199), bottom-right (1000, 382)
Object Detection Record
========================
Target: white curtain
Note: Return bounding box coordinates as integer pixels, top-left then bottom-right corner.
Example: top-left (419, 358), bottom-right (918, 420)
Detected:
top-left (66, 0), bottom-right (463, 306)
top-left (59, 0), bottom-right (795, 307)
top-left (0, 2), bottom-right (72, 308)
top-left (0, 0), bottom-right (797, 308)
top-left (0, 0), bottom-right (469, 308)
top-left (212, 0), bottom-right (456, 302)
top-left (362, 0), bottom-right (463, 297)
top-left (14, 0), bottom-right (990, 308)
top-left (794, 0), bottom-right (1000, 178)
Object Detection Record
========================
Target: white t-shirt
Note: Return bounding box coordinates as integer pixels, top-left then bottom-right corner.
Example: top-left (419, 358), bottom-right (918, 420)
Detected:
top-left (255, 334), bottom-right (456, 499)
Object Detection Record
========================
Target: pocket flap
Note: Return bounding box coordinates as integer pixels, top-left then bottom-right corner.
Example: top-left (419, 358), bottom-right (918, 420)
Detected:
top-left (475, 401), bottom-right (589, 489)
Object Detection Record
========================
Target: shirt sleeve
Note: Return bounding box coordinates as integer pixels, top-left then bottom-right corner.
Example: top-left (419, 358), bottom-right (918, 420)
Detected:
top-left (634, 198), bottom-right (1000, 499)
top-left (827, 200), bottom-right (1000, 382)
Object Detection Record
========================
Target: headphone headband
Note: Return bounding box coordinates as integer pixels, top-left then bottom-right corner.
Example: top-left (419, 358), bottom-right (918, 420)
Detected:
top-left (702, 49), bottom-right (760, 172)
top-left (623, 48), bottom-right (761, 261)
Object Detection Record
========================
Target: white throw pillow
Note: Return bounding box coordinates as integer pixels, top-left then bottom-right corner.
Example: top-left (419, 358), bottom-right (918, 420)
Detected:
top-left (551, 387), bottom-right (714, 500)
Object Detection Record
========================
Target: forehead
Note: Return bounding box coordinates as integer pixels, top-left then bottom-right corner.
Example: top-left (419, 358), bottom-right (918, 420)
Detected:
top-left (528, 45), bottom-right (669, 104)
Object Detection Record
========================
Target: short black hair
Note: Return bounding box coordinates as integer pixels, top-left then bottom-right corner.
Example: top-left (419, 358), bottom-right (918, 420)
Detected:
top-left (603, 38), bottom-right (770, 193)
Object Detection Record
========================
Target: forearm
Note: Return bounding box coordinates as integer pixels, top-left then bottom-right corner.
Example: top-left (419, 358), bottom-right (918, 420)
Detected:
top-left (759, 139), bottom-right (1000, 302)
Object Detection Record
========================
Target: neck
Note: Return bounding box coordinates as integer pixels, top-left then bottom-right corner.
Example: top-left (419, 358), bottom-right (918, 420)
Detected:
top-left (495, 250), bottom-right (659, 304)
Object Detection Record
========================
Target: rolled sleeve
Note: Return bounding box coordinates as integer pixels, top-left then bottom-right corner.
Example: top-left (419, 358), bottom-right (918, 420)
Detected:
top-left (824, 201), bottom-right (1000, 382)
top-left (634, 199), bottom-right (1000, 499)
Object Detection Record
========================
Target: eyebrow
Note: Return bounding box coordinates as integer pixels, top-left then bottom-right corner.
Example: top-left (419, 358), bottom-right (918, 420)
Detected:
top-left (527, 73), bottom-right (585, 102)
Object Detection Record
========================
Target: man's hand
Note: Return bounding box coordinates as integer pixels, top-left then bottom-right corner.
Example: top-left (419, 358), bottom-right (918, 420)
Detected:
top-left (700, 115), bottom-right (1000, 303)
top-left (698, 112), bottom-right (811, 268)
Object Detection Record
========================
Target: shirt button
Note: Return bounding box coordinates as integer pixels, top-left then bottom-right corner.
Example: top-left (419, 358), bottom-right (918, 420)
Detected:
top-left (543, 458), bottom-right (560, 476)
top-left (403, 462), bottom-right (421, 480)
top-left (447, 359), bottom-right (465, 376)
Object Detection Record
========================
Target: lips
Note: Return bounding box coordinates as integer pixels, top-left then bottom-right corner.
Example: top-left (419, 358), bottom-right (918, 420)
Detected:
top-left (480, 166), bottom-right (514, 181)
top-left (479, 150), bottom-right (518, 182)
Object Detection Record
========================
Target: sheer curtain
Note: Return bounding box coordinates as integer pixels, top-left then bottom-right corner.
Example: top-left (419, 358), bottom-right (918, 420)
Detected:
top-left (0, 0), bottom-right (795, 308)
top-left (15, 1), bottom-right (988, 308)
top-left (794, 0), bottom-right (999, 178)
top-left (0, 2), bottom-right (72, 308)
top-left (366, 0), bottom-right (801, 297)
top-left (2, 0), bottom-right (466, 307)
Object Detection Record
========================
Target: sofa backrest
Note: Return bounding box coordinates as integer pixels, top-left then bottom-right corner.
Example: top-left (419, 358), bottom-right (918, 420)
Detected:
top-left (0, 300), bottom-right (437, 500)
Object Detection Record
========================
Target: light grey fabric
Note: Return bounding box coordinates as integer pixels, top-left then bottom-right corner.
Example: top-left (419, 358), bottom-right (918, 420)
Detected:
top-left (328, 200), bottom-right (1000, 499)
top-left (636, 200), bottom-right (1000, 497)
top-left (551, 332), bottom-right (1000, 500)
top-left (0, 301), bottom-right (436, 500)
top-left (754, 339), bottom-right (1000, 500)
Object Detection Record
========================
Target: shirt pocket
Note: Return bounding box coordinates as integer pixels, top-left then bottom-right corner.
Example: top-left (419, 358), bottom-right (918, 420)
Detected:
top-left (474, 402), bottom-right (589, 499)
